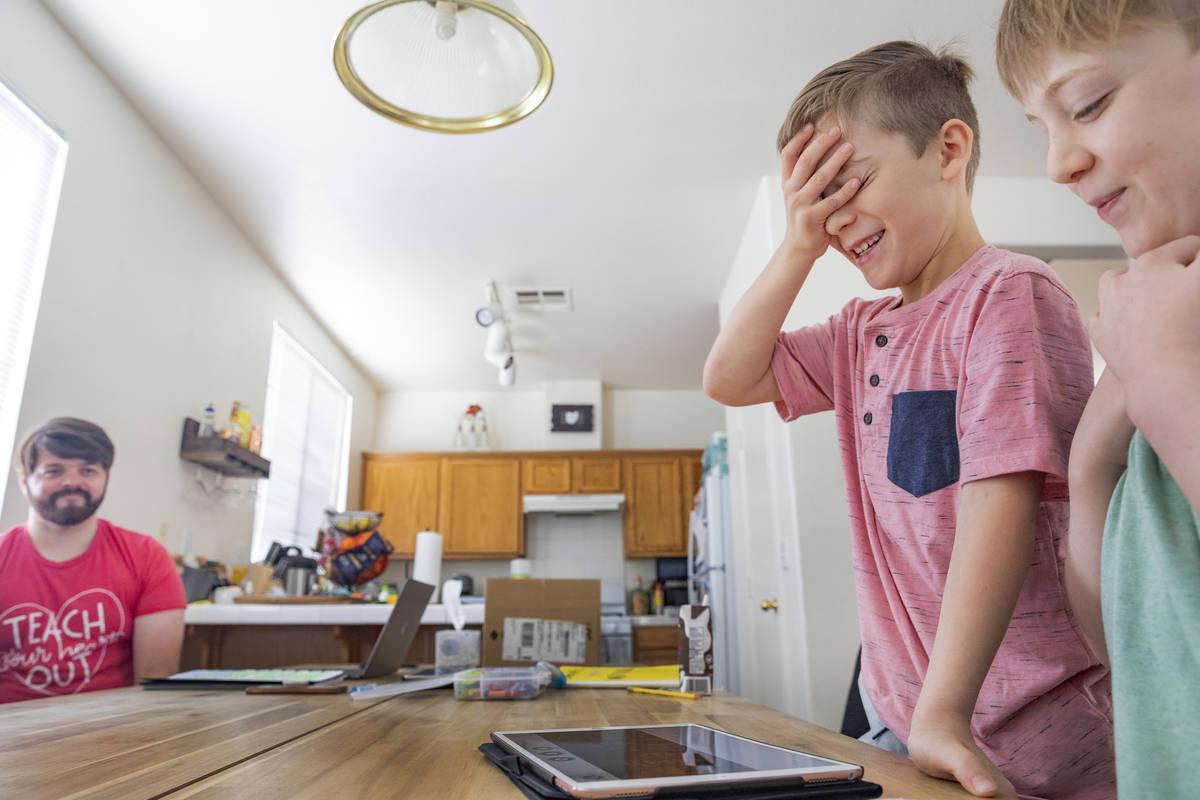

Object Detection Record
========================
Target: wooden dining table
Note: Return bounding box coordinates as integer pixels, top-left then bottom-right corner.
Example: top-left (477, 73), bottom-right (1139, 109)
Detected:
top-left (0, 679), bottom-right (977, 799)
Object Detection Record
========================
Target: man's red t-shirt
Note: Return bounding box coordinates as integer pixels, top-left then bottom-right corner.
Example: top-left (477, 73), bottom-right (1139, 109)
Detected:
top-left (0, 519), bottom-right (186, 703)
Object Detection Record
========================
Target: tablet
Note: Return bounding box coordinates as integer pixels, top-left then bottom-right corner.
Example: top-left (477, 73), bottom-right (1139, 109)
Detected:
top-left (490, 723), bottom-right (864, 799)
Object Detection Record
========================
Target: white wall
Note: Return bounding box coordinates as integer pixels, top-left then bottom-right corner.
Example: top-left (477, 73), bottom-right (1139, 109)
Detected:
top-left (374, 387), bottom-right (723, 454)
top-left (0, 0), bottom-right (378, 565)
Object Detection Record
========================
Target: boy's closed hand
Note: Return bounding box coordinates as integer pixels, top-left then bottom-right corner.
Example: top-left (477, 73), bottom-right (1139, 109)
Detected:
top-left (779, 123), bottom-right (861, 264)
top-left (907, 716), bottom-right (1017, 798)
top-left (1090, 235), bottom-right (1200, 386)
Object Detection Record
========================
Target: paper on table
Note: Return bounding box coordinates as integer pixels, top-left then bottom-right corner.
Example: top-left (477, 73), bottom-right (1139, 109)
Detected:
top-left (348, 674), bottom-right (455, 700)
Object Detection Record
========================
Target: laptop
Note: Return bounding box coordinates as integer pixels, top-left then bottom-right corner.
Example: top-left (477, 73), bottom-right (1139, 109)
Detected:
top-left (141, 579), bottom-right (435, 690)
top-left (342, 578), bottom-right (434, 679)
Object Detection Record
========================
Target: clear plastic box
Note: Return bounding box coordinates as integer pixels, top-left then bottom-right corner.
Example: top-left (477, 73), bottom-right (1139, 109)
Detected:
top-left (453, 667), bottom-right (547, 700)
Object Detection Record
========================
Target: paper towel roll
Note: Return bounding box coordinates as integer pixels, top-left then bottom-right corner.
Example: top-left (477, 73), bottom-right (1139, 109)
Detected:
top-left (413, 531), bottom-right (443, 603)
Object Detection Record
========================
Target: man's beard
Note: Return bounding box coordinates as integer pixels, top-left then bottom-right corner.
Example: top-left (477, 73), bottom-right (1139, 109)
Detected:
top-left (34, 488), bottom-right (104, 526)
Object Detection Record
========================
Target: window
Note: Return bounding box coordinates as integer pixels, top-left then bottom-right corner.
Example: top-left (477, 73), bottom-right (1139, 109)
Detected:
top-left (0, 77), bottom-right (67, 518)
top-left (251, 323), bottom-right (352, 561)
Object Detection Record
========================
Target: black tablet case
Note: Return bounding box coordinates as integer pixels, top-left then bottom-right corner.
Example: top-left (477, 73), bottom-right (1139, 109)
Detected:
top-left (478, 743), bottom-right (883, 800)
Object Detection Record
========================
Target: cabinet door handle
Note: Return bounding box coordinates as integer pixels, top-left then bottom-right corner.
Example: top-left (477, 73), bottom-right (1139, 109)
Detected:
top-left (760, 599), bottom-right (779, 612)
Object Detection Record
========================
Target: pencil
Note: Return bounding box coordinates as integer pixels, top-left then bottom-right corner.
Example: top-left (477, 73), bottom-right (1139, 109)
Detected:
top-left (627, 686), bottom-right (701, 700)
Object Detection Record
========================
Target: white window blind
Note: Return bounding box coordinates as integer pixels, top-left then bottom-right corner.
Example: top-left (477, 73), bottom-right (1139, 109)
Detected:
top-left (0, 78), bottom-right (67, 518)
top-left (251, 323), bottom-right (352, 561)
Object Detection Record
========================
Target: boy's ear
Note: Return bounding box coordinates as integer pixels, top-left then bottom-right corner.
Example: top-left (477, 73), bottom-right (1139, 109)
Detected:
top-left (937, 118), bottom-right (973, 184)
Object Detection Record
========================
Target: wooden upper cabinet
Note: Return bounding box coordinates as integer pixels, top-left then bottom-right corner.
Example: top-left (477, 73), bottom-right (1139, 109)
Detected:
top-left (522, 458), bottom-right (571, 494)
top-left (361, 457), bottom-right (440, 557)
top-left (438, 458), bottom-right (523, 558)
top-left (572, 457), bottom-right (622, 493)
top-left (623, 456), bottom-right (685, 557)
top-left (680, 453), bottom-right (703, 532)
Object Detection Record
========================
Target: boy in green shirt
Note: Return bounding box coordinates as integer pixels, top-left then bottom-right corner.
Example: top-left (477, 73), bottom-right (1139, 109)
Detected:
top-left (997, 2), bottom-right (1200, 797)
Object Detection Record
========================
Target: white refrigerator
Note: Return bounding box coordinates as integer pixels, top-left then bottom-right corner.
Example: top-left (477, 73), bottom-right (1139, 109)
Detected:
top-left (688, 432), bottom-right (739, 694)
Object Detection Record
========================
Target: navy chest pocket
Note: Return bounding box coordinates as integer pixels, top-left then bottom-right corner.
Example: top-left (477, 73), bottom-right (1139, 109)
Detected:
top-left (886, 390), bottom-right (960, 497)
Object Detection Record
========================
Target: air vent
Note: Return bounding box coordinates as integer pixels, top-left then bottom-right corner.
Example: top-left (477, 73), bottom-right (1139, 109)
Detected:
top-left (510, 287), bottom-right (573, 311)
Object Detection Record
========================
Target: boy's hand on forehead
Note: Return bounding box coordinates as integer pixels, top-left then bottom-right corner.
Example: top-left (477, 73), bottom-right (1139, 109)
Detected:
top-left (1090, 235), bottom-right (1200, 385)
top-left (778, 123), bottom-right (861, 264)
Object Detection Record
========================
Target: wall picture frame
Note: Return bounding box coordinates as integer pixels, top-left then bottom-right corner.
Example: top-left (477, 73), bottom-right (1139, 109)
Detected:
top-left (550, 404), bottom-right (594, 433)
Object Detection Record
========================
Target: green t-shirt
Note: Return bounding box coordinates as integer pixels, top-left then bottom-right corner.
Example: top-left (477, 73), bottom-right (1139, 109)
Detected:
top-left (1103, 431), bottom-right (1200, 799)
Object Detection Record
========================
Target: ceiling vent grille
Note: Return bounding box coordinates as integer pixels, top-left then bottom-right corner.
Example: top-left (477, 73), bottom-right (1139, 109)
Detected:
top-left (511, 287), bottom-right (573, 311)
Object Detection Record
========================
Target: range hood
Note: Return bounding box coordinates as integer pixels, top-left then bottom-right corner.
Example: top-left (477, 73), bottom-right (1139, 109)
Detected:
top-left (522, 494), bottom-right (625, 515)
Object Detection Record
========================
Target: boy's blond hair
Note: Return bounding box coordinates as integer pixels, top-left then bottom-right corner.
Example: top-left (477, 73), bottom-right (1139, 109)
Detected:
top-left (996, 0), bottom-right (1200, 97)
top-left (776, 41), bottom-right (981, 193)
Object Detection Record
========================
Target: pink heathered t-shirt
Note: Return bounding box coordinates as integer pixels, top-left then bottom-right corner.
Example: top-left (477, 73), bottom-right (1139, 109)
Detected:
top-left (772, 246), bottom-right (1114, 799)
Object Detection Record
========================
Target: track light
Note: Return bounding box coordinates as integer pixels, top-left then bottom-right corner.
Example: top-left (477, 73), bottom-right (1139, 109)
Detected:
top-left (477, 281), bottom-right (516, 386)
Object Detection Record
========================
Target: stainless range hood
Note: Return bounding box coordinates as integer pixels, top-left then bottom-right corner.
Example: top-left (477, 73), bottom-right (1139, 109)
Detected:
top-left (522, 493), bottom-right (625, 515)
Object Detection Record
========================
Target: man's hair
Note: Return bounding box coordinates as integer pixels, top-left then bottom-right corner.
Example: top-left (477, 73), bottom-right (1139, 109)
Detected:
top-left (776, 41), bottom-right (981, 193)
top-left (16, 417), bottom-right (115, 476)
top-left (996, 0), bottom-right (1200, 98)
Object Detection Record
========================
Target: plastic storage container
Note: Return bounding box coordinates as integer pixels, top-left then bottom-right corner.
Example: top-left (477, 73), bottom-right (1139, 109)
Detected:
top-left (453, 667), bottom-right (547, 700)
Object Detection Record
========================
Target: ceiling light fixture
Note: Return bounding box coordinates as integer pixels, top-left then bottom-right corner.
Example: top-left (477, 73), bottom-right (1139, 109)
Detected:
top-left (333, 0), bottom-right (554, 134)
top-left (476, 280), bottom-right (516, 386)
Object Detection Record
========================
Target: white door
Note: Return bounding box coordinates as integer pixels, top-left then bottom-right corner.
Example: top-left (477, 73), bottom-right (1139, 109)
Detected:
top-left (728, 402), bottom-right (812, 720)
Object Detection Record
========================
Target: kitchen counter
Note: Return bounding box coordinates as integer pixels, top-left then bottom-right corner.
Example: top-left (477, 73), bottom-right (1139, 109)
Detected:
top-left (186, 603), bottom-right (668, 627)
top-left (184, 601), bottom-right (485, 626)
top-left (626, 613), bottom-right (678, 626)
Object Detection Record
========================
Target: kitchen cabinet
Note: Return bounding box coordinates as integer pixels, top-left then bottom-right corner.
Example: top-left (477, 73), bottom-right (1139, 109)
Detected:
top-left (623, 456), bottom-right (685, 557)
top-left (438, 458), bottom-right (523, 558)
top-left (633, 625), bottom-right (678, 665)
top-left (363, 449), bottom-right (701, 560)
top-left (681, 453), bottom-right (703, 530)
top-left (572, 456), bottom-right (622, 493)
top-left (361, 456), bottom-right (439, 556)
top-left (522, 457), bottom-right (571, 494)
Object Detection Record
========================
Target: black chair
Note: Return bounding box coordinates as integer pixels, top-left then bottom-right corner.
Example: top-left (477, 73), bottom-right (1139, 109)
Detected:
top-left (840, 647), bottom-right (870, 738)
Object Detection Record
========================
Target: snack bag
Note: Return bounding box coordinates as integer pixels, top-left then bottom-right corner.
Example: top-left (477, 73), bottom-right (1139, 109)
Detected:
top-left (328, 529), bottom-right (393, 586)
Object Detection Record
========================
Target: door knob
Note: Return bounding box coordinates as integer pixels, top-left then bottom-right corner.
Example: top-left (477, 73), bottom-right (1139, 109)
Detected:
top-left (760, 599), bottom-right (779, 612)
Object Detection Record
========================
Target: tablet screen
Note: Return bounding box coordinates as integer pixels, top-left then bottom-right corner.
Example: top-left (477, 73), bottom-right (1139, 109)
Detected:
top-left (495, 724), bottom-right (859, 786)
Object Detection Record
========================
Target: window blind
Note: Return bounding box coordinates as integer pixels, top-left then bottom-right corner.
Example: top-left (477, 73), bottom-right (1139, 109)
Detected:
top-left (0, 77), bottom-right (67, 517)
top-left (251, 323), bottom-right (352, 561)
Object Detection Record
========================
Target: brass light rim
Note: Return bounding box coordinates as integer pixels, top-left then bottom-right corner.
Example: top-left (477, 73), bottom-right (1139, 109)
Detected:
top-left (333, 0), bottom-right (554, 134)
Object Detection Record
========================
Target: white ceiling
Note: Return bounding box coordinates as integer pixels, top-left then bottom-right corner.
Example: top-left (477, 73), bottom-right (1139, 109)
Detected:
top-left (40, 0), bottom-right (1050, 392)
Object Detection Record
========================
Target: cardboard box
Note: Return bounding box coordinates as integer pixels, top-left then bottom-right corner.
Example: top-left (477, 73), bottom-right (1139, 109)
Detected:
top-left (483, 578), bottom-right (601, 666)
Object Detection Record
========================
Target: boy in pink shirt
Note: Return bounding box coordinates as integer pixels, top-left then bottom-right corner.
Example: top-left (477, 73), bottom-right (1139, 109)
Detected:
top-left (704, 42), bottom-right (1112, 798)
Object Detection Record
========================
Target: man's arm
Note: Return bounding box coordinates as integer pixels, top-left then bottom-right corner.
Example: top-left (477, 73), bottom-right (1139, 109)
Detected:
top-left (132, 609), bottom-right (185, 680)
top-left (1090, 236), bottom-right (1200, 512)
top-left (703, 123), bottom-right (860, 407)
top-left (1065, 368), bottom-right (1133, 664)
top-left (906, 471), bottom-right (1044, 799)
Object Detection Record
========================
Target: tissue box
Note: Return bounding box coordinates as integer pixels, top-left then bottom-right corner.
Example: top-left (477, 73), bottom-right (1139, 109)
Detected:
top-left (435, 629), bottom-right (481, 675)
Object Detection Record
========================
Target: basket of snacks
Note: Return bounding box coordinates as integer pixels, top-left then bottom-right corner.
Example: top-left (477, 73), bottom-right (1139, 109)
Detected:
top-left (317, 509), bottom-right (392, 588)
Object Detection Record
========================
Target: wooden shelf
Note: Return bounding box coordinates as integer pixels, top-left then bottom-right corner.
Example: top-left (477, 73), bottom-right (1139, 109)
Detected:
top-left (180, 417), bottom-right (270, 478)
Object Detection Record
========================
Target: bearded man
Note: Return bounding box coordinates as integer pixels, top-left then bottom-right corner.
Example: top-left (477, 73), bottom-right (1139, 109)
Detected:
top-left (0, 417), bottom-right (185, 703)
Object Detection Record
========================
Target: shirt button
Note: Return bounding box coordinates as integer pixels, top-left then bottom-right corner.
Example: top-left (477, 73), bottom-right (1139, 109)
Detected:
top-left (875, 334), bottom-right (888, 347)
top-left (863, 412), bottom-right (873, 425)
top-left (869, 374), bottom-right (880, 387)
